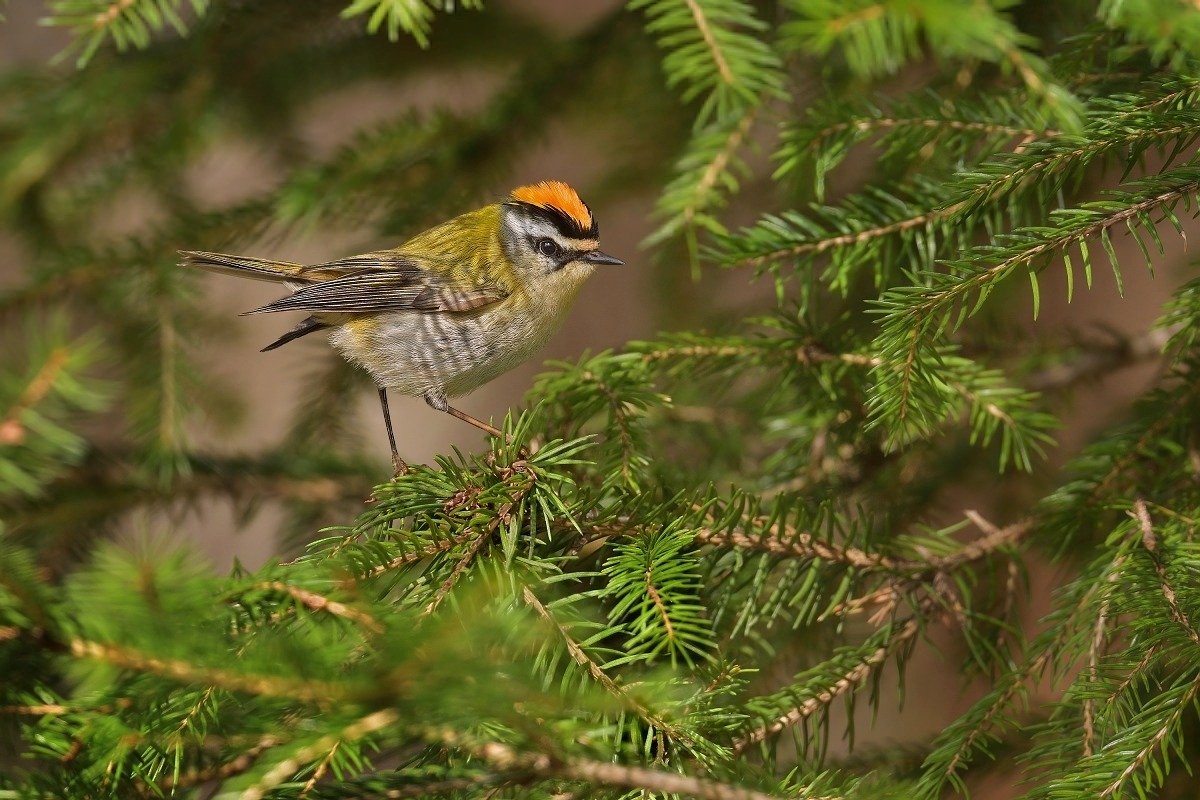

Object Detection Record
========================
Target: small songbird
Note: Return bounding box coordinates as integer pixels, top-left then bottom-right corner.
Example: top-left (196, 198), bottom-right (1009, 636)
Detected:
top-left (181, 180), bottom-right (622, 472)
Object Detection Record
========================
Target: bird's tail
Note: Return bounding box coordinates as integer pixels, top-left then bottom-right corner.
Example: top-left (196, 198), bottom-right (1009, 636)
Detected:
top-left (178, 250), bottom-right (307, 283)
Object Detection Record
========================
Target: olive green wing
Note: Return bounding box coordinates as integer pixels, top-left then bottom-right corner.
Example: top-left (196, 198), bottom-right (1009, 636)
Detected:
top-left (245, 252), bottom-right (508, 315)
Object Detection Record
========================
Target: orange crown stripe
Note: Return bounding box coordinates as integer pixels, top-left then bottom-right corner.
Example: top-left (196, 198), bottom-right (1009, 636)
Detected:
top-left (510, 181), bottom-right (593, 233)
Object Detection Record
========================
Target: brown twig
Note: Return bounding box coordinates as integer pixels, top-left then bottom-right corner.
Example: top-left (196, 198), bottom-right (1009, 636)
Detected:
top-left (731, 203), bottom-right (965, 270)
top-left (0, 703), bottom-right (71, 715)
top-left (811, 116), bottom-right (1053, 148)
top-left (1026, 325), bottom-right (1177, 392)
top-left (299, 740), bottom-right (339, 798)
top-left (645, 567), bottom-right (676, 641)
top-left (92, 0), bottom-right (137, 29)
top-left (686, 103), bottom-right (760, 228)
top-left (941, 648), bottom-right (1053, 781)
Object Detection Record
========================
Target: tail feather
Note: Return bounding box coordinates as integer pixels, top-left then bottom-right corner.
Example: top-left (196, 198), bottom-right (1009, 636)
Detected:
top-left (261, 316), bottom-right (328, 351)
top-left (179, 250), bottom-right (306, 283)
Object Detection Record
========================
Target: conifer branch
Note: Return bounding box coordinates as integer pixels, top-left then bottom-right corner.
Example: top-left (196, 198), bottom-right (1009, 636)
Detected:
top-left (253, 582), bottom-right (383, 634)
top-left (155, 733), bottom-right (282, 791)
top-left (728, 203), bottom-right (964, 269)
top-left (8, 4), bottom-right (1200, 797)
top-left (1083, 559), bottom-right (1120, 757)
top-left (1085, 376), bottom-right (1200, 508)
top-left (813, 116), bottom-right (1049, 146)
top-left (437, 736), bottom-right (802, 800)
top-left (367, 527), bottom-right (482, 576)
top-left (936, 648), bottom-right (1053, 783)
top-left (694, 520), bottom-right (895, 570)
top-left (521, 586), bottom-right (688, 741)
top-left (0, 346), bottom-right (71, 442)
top-left (1097, 672), bottom-right (1200, 800)
top-left (1133, 498), bottom-right (1200, 646)
top-left (248, 709), bottom-right (400, 799)
top-left (68, 638), bottom-right (346, 702)
top-left (1106, 644), bottom-right (1159, 707)
top-left (907, 179), bottom-right (1200, 328)
top-left (685, 0), bottom-right (734, 86)
top-left (579, 369), bottom-right (635, 484)
top-left (547, 757), bottom-right (794, 800)
top-left (422, 516), bottom-right (498, 616)
top-left (733, 615), bottom-right (921, 752)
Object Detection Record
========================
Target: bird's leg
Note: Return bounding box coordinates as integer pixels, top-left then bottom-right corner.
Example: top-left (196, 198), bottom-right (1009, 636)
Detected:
top-left (443, 405), bottom-right (506, 438)
top-left (423, 390), bottom-right (506, 439)
top-left (378, 387), bottom-right (408, 475)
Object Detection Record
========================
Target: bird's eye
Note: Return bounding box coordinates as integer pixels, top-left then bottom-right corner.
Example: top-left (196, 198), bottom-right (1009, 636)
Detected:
top-left (537, 238), bottom-right (560, 257)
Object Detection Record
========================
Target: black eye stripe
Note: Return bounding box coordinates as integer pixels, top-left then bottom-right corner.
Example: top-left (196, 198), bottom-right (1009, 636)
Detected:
top-left (526, 236), bottom-right (585, 272)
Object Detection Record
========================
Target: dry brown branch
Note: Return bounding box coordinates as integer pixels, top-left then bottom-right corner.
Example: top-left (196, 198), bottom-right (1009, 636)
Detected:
top-left (929, 513), bottom-right (1032, 571)
top-left (1026, 325), bottom-right (1176, 392)
top-left (299, 740), bottom-right (340, 797)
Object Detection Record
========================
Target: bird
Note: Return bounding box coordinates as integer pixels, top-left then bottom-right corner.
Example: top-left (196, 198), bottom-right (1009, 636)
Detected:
top-left (180, 180), bottom-right (623, 473)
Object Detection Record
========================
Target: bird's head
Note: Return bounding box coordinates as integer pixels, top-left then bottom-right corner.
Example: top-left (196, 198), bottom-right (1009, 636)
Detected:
top-left (500, 181), bottom-right (623, 294)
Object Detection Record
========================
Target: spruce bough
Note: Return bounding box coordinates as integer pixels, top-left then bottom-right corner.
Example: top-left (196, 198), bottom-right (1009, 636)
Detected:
top-left (3, 2), bottom-right (1200, 798)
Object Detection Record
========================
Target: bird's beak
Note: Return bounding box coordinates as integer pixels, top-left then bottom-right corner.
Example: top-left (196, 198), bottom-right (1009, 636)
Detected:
top-left (582, 249), bottom-right (624, 266)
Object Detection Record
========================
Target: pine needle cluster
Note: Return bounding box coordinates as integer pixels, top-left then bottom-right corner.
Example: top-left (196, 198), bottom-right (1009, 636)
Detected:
top-left (3, 2), bottom-right (1200, 798)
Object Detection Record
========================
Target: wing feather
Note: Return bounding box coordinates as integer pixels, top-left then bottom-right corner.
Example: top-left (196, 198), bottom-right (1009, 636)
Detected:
top-left (246, 269), bottom-right (508, 315)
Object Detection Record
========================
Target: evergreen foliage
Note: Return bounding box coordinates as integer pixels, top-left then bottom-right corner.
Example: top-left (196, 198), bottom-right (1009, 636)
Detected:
top-left (3, 1), bottom-right (1200, 798)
